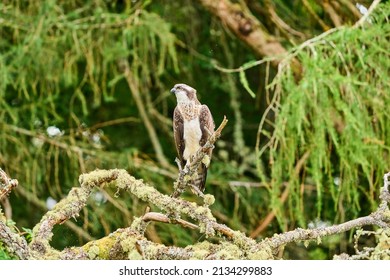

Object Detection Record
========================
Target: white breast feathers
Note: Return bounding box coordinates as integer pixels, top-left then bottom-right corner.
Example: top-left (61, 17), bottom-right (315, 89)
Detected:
top-left (183, 117), bottom-right (202, 160)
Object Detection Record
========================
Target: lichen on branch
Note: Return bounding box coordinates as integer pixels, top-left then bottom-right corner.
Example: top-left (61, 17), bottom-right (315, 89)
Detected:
top-left (0, 168), bottom-right (389, 260)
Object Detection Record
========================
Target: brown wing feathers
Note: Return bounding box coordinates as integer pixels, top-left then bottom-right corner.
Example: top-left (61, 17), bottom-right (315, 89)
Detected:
top-left (199, 105), bottom-right (215, 147)
top-left (173, 107), bottom-right (185, 167)
top-left (197, 105), bottom-right (215, 191)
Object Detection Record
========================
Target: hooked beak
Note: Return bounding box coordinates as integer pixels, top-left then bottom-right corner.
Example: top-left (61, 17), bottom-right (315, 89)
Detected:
top-left (170, 87), bottom-right (176, 94)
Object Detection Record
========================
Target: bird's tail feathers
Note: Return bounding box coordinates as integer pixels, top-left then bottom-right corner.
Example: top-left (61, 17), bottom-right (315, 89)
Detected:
top-left (192, 164), bottom-right (208, 192)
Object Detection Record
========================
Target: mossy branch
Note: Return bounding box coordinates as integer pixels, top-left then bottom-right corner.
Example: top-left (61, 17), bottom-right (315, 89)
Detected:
top-left (1, 169), bottom-right (389, 259)
top-left (0, 220), bottom-right (31, 260)
top-left (0, 172), bottom-right (30, 259)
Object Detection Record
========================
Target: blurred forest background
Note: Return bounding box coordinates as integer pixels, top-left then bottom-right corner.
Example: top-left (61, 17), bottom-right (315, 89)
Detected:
top-left (0, 0), bottom-right (389, 259)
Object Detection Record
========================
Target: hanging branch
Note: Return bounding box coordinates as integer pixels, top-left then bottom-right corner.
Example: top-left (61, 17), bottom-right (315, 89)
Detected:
top-left (264, 0), bottom-right (306, 40)
top-left (322, 0), bottom-right (343, 27)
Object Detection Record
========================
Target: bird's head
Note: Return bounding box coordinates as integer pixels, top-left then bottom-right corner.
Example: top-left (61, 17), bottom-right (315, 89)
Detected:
top-left (171, 83), bottom-right (198, 104)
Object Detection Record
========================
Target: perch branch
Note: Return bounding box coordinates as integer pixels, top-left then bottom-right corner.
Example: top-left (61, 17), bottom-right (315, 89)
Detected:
top-left (2, 168), bottom-right (389, 259)
top-left (59, 227), bottom-right (146, 260)
top-left (0, 168), bottom-right (29, 260)
top-left (80, 168), bottom-right (258, 250)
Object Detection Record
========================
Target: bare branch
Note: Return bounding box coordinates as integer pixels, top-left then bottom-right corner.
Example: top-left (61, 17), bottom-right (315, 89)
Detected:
top-left (141, 212), bottom-right (199, 230)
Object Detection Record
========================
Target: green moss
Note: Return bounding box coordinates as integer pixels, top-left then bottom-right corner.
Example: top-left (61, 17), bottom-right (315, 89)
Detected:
top-left (130, 217), bottom-right (145, 232)
top-left (128, 250), bottom-right (143, 260)
top-left (201, 155), bottom-right (211, 167)
top-left (194, 206), bottom-right (209, 216)
top-left (214, 242), bottom-right (242, 259)
top-left (87, 245), bottom-right (100, 260)
top-left (203, 194), bottom-right (215, 206)
top-left (247, 248), bottom-right (274, 260)
top-left (232, 231), bottom-right (255, 250)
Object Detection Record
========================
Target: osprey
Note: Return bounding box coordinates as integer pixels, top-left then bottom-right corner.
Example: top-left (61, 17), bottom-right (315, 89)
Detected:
top-left (171, 83), bottom-right (215, 192)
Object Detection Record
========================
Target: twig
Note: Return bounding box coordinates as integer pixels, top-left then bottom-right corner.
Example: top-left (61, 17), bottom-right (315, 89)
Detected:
top-left (89, 117), bottom-right (140, 130)
top-left (141, 212), bottom-right (199, 230)
top-left (228, 181), bottom-right (267, 188)
top-left (3, 124), bottom-right (97, 157)
top-left (0, 168), bottom-right (18, 199)
top-left (251, 151), bottom-right (310, 237)
top-left (197, 0), bottom-right (302, 76)
top-left (265, 0), bottom-right (306, 39)
top-left (302, 0), bottom-right (330, 31)
top-left (338, 0), bottom-right (362, 19)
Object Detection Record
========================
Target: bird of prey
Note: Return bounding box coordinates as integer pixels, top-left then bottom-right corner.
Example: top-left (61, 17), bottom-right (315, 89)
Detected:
top-left (171, 83), bottom-right (215, 192)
